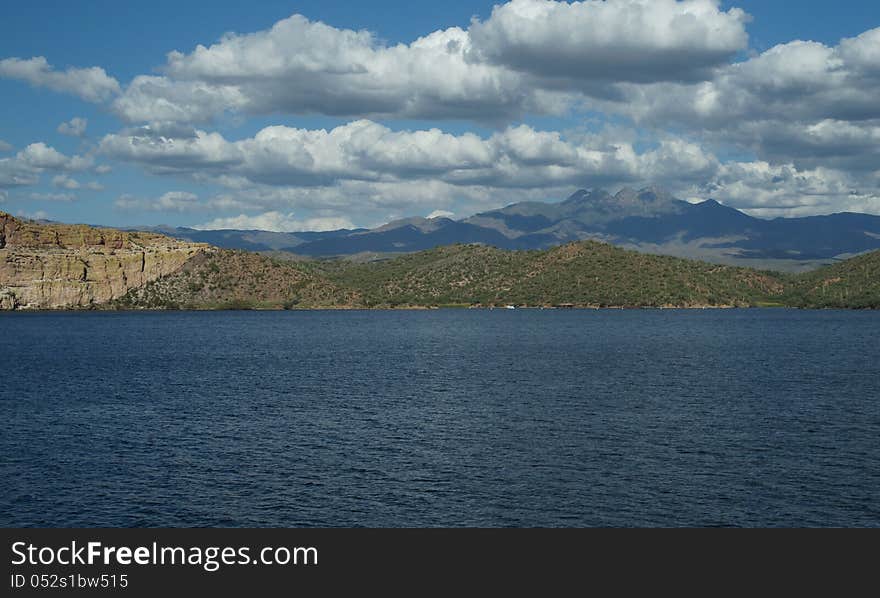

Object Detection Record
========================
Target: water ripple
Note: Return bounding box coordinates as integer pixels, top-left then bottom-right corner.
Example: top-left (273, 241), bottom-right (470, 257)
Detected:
top-left (1, 309), bottom-right (878, 527)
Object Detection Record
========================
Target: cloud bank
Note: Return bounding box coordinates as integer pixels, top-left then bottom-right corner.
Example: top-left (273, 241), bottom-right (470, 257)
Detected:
top-left (4, 1), bottom-right (880, 222)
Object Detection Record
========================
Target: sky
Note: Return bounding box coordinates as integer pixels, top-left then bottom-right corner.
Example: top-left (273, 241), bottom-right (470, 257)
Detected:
top-left (1, 0), bottom-right (880, 232)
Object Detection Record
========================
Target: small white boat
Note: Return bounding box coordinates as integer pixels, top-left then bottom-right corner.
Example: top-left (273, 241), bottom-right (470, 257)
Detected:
top-left (505, 305), bottom-right (516, 310)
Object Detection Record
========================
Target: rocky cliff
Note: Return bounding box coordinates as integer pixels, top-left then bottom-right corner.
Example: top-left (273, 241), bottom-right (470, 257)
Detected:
top-left (0, 212), bottom-right (208, 310)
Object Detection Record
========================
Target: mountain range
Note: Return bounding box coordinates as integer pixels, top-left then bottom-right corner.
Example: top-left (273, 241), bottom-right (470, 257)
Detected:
top-left (148, 187), bottom-right (880, 272)
top-left (5, 210), bottom-right (879, 311)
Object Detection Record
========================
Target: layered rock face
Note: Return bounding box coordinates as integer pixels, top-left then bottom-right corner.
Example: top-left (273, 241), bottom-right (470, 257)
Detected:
top-left (0, 212), bottom-right (207, 309)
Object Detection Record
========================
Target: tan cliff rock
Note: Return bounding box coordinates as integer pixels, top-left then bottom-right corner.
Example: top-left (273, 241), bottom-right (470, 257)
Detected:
top-left (0, 212), bottom-right (209, 310)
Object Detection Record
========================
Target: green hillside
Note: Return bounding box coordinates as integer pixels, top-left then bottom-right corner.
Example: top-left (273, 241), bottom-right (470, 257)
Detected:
top-left (783, 250), bottom-right (880, 308)
top-left (308, 240), bottom-right (786, 308)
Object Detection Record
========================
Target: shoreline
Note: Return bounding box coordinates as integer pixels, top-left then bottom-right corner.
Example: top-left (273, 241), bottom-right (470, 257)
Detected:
top-left (2, 304), bottom-right (876, 313)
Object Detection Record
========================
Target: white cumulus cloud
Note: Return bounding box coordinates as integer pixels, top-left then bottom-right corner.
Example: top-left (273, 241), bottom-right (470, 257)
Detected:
top-left (0, 56), bottom-right (120, 102)
top-left (57, 117), bottom-right (88, 137)
top-left (195, 211), bottom-right (354, 232)
top-left (468, 0), bottom-right (750, 83)
top-left (0, 142), bottom-right (93, 189)
top-left (52, 174), bottom-right (80, 189)
top-left (111, 2), bottom-right (749, 125)
top-left (115, 191), bottom-right (201, 212)
top-left (113, 17), bottom-right (549, 124)
top-left (99, 119), bottom-right (719, 190)
top-left (29, 192), bottom-right (76, 202)
top-left (604, 27), bottom-right (880, 173)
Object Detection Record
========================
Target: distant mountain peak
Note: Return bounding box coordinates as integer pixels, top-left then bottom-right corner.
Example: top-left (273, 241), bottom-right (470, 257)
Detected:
top-left (644, 187), bottom-right (673, 201)
top-left (695, 198), bottom-right (731, 210)
top-left (612, 186), bottom-right (675, 204)
top-left (372, 216), bottom-right (455, 234)
top-left (563, 188), bottom-right (610, 204)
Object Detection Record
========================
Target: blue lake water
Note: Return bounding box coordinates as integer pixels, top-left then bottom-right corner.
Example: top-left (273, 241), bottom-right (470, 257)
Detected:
top-left (1, 309), bottom-right (878, 527)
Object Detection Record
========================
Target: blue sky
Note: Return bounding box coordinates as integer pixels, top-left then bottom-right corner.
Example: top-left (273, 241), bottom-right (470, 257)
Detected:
top-left (2, 0), bottom-right (880, 230)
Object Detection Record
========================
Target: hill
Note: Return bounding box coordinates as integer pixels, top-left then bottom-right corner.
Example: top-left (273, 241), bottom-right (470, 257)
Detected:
top-left (113, 239), bottom-right (790, 310)
top-left (783, 250), bottom-right (880, 308)
top-left (309, 241), bottom-right (786, 308)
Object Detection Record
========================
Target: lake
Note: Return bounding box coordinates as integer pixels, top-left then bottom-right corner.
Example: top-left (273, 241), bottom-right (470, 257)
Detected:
top-left (1, 309), bottom-right (878, 527)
